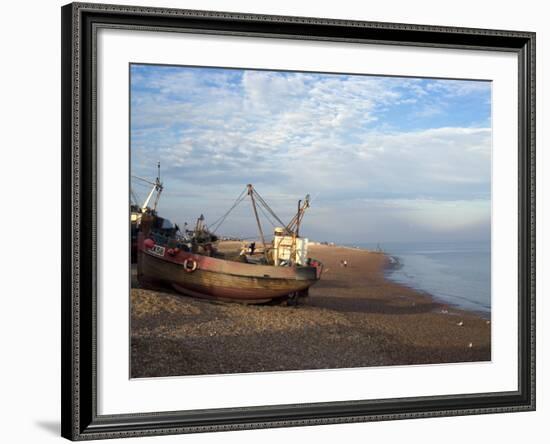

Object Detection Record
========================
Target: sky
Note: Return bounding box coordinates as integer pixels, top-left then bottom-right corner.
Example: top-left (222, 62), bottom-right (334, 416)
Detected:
top-left (130, 64), bottom-right (492, 244)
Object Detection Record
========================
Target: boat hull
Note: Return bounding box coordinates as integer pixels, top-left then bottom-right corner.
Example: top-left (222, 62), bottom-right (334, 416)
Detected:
top-left (137, 241), bottom-right (320, 302)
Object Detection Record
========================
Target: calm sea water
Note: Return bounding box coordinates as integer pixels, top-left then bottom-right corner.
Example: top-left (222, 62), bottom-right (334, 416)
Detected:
top-left (350, 241), bottom-right (491, 316)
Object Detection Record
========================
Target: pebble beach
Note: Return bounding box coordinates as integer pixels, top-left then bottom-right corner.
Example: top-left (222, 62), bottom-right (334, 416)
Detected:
top-left (131, 243), bottom-right (491, 378)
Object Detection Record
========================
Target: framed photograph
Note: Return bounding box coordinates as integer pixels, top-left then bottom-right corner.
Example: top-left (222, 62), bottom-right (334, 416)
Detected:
top-left (61, 2), bottom-right (535, 440)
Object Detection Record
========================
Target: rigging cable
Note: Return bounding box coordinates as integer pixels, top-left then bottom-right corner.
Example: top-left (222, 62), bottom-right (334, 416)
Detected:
top-left (256, 199), bottom-right (278, 228)
top-left (210, 187), bottom-right (248, 233)
top-left (251, 188), bottom-right (289, 230)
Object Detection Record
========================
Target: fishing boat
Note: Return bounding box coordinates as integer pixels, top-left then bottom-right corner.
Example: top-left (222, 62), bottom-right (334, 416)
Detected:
top-left (130, 162), bottom-right (164, 263)
top-left (136, 183), bottom-right (323, 303)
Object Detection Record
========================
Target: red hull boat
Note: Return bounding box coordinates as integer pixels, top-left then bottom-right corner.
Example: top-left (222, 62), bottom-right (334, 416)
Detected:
top-left (137, 235), bottom-right (322, 303)
top-left (134, 182), bottom-right (323, 303)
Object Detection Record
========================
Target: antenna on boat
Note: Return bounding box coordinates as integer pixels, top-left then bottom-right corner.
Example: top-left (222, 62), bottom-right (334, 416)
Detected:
top-left (247, 184), bottom-right (269, 262)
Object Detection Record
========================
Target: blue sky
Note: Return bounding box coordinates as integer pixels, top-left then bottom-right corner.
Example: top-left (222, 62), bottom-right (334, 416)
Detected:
top-left (130, 64), bottom-right (491, 243)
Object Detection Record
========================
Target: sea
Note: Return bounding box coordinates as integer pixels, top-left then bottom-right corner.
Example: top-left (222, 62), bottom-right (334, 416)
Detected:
top-left (348, 241), bottom-right (491, 317)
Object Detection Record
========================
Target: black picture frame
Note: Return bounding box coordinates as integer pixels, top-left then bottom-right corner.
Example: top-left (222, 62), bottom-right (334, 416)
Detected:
top-left (61, 2), bottom-right (536, 440)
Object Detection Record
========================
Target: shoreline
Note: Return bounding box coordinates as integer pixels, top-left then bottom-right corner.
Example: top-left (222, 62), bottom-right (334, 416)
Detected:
top-left (314, 241), bottom-right (490, 320)
top-left (307, 244), bottom-right (489, 321)
top-left (382, 253), bottom-right (491, 321)
top-left (131, 242), bottom-right (491, 378)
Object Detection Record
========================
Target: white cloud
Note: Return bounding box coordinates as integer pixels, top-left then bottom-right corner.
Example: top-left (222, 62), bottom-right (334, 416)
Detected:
top-left (131, 67), bottom-right (491, 242)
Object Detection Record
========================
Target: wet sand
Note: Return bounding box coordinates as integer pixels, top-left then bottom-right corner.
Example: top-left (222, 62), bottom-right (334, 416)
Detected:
top-left (131, 243), bottom-right (491, 378)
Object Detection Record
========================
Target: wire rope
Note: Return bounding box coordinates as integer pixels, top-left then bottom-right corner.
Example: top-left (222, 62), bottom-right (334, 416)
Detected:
top-left (210, 187), bottom-right (248, 233)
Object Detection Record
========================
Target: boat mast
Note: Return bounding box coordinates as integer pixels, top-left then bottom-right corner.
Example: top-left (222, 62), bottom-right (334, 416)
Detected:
top-left (296, 199), bottom-right (302, 238)
top-left (285, 194), bottom-right (310, 235)
top-left (132, 162), bottom-right (163, 213)
top-left (152, 161), bottom-right (162, 211)
top-left (247, 184), bottom-right (269, 261)
top-left (195, 214), bottom-right (205, 233)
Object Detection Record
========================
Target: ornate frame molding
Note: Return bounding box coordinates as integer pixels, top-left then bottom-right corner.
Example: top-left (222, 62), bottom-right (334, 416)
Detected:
top-left (61, 2), bottom-right (535, 440)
